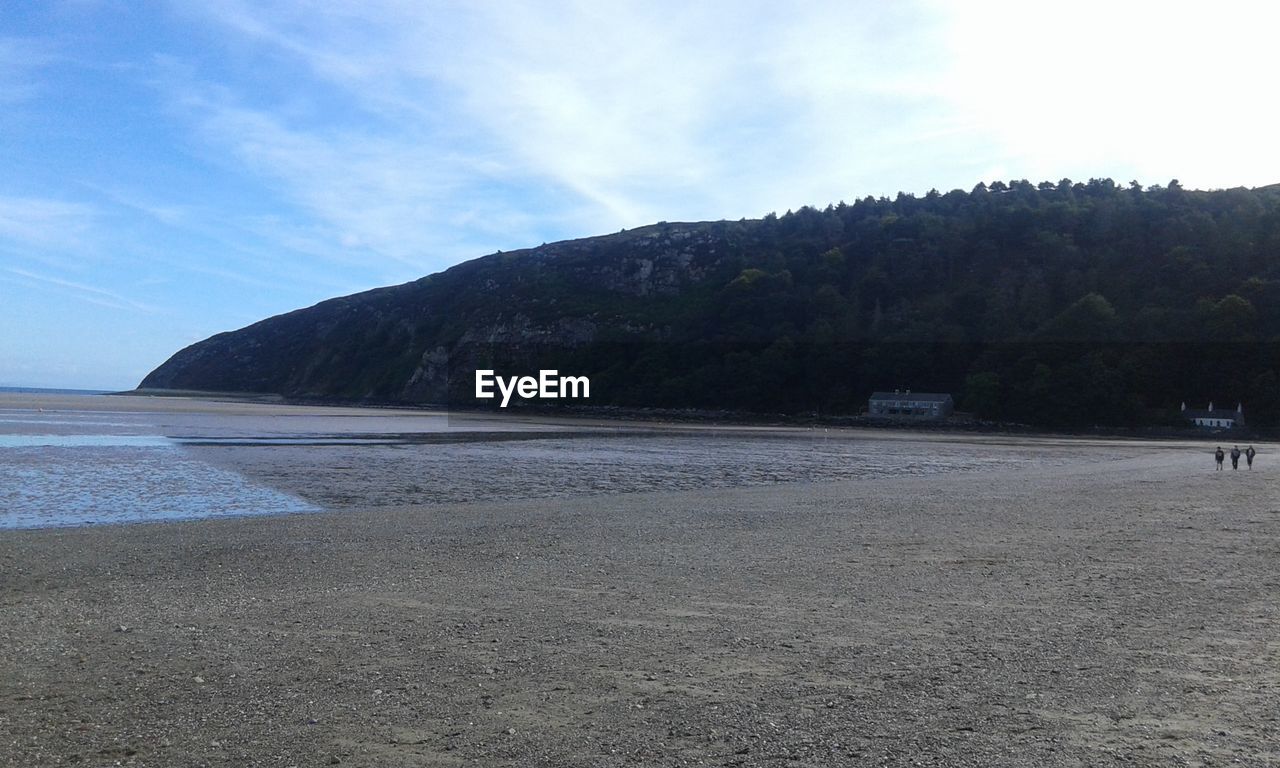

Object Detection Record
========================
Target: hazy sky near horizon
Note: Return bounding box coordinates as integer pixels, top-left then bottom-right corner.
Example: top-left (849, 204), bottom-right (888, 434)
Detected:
top-left (2, 1), bottom-right (1278, 389)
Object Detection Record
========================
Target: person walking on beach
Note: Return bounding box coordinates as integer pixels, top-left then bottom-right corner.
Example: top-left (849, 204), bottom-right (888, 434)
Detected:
top-left (1215, 446), bottom-right (1225, 470)
top-left (1231, 445), bottom-right (1242, 470)
top-left (1246, 445), bottom-right (1257, 469)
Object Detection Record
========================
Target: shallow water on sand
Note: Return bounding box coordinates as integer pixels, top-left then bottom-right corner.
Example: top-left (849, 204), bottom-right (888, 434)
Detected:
top-left (0, 395), bottom-right (337, 528)
top-left (1, 393), bottom-right (1118, 529)
top-left (0, 445), bottom-right (319, 529)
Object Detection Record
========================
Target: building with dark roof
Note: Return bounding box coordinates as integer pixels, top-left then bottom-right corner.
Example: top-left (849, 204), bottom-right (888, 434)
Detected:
top-left (1182, 401), bottom-right (1243, 429)
top-left (868, 391), bottom-right (954, 420)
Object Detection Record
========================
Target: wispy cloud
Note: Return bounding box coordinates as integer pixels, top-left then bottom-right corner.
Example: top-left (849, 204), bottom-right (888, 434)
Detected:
top-left (3, 266), bottom-right (158, 314)
top-left (167, 0), bottom-right (955, 262)
top-left (0, 37), bottom-right (55, 104)
top-left (85, 184), bottom-right (192, 226)
top-left (157, 69), bottom-right (563, 272)
top-left (0, 195), bottom-right (97, 250)
top-left (196, 102), bottom-right (501, 265)
top-left (190, 0), bottom-right (1280, 223)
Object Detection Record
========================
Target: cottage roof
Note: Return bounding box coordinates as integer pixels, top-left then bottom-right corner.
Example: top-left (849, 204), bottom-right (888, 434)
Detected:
top-left (1185, 409), bottom-right (1239, 420)
top-left (869, 392), bottom-right (953, 403)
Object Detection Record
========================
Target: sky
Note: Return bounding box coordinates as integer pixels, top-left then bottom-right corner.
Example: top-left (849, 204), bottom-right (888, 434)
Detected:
top-left (2, 1), bottom-right (1278, 390)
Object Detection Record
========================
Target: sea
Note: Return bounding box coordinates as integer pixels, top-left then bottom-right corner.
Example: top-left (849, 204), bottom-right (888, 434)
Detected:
top-left (0, 386), bottom-right (114, 396)
top-left (0, 389), bottom-right (322, 528)
top-left (0, 389), bottom-right (1082, 530)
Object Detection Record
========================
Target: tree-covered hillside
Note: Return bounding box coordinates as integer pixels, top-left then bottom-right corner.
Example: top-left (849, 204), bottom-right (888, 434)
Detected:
top-left (142, 179), bottom-right (1280, 429)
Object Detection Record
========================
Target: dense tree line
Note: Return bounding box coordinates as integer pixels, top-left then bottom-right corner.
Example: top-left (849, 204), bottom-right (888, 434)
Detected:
top-left (515, 179), bottom-right (1280, 429)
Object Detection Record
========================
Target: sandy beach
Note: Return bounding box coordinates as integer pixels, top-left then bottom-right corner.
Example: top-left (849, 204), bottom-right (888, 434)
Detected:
top-left (3, 400), bottom-right (1279, 766)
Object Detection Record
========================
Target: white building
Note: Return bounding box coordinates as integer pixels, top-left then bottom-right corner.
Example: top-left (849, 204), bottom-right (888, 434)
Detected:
top-left (868, 391), bottom-right (954, 420)
top-left (1182, 401), bottom-right (1243, 429)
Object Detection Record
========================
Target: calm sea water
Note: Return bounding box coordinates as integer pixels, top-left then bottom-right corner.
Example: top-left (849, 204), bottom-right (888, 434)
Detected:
top-left (0, 386), bottom-right (113, 396)
top-left (1, 440), bottom-right (320, 528)
top-left (0, 393), bottom-right (1099, 530)
top-left (0, 393), bottom-right (323, 529)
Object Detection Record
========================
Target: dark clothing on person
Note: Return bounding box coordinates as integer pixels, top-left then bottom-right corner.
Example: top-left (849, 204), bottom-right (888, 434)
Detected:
top-left (1215, 448), bottom-right (1225, 470)
top-left (1231, 447), bottom-right (1241, 470)
top-left (1246, 446), bottom-right (1256, 468)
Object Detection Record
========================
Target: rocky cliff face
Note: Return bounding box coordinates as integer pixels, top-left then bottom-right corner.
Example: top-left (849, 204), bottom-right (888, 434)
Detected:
top-left (140, 220), bottom-right (742, 403)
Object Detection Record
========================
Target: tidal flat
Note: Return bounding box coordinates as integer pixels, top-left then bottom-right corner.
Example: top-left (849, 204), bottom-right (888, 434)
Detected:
top-left (2, 394), bottom-right (1278, 766)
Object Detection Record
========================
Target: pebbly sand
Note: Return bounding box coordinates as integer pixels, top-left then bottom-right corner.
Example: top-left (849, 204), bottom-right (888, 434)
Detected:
top-left (2, 401), bottom-right (1280, 766)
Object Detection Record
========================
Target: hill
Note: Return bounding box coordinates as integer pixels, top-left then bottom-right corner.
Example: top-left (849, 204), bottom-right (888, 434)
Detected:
top-left (141, 179), bottom-right (1280, 429)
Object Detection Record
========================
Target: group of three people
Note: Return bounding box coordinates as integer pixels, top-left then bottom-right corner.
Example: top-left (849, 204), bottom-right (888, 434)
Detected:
top-left (1215, 445), bottom-right (1256, 470)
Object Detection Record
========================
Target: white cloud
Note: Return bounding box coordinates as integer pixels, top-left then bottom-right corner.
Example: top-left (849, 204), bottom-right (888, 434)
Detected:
top-left (369, 1), bottom-right (955, 215)
top-left (0, 195), bottom-right (97, 250)
top-left (198, 99), bottom-right (558, 265)
top-left (87, 185), bottom-right (192, 226)
top-left (931, 0), bottom-right (1280, 189)
top-left (3, 266), bottom-right (157, 314)
top-left (170, 0), bottom-right (958, 251)
top-left (0, 37), bottom-right (54, 104)
top-left (166, 0), bottom-right (1280, 284)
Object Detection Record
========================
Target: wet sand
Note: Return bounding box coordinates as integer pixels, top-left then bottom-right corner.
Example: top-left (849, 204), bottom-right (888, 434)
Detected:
top-left (3, 428), bottom-right (1280, 766)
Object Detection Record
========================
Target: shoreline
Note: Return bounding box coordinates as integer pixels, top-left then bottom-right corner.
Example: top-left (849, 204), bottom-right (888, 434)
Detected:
top-left (118, 387), bottom-right (1266, 442)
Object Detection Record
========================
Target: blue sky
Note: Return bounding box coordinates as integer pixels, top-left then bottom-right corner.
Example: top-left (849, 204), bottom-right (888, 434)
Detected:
top-left (2, 1), bottom-right (1278, 390)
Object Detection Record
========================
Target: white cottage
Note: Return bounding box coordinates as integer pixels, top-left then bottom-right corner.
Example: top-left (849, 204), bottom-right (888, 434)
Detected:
top-left (868, 390), bottom-right (954, 420)
top-left (1182, 401), bottom-right (1244, 429)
